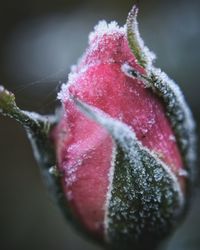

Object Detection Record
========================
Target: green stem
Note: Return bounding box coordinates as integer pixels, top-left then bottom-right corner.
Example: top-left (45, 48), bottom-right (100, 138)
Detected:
top-left (0, 85), bottom-right (54, 133)
top-left (0, 84), bottom-right (58, 191)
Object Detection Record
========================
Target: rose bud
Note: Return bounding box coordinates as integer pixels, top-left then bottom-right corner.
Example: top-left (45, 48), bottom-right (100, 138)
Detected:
top-left (0, 5), bottom-right (197, 250)
top-left (52, 5), bottom-right (196, 250)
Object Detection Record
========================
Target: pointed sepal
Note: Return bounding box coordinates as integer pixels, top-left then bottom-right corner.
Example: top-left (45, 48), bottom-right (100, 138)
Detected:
top-left (74, 97), bottom-right (184, 250)
top-left (126, 5), bottom-right (155, 69)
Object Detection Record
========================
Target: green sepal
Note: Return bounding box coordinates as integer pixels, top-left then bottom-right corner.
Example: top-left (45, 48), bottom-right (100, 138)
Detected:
top-left (126, 5), bottom-right (154, 69)
top-left (108, 145), bottom-right (182, 250)
top-left (147, 70), bottom-right (196, 186)
top-left (74, 98), bottom-right (184, 250)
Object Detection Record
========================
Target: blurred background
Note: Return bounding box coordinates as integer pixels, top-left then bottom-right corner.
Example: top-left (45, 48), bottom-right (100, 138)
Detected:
top-left (0, 0), bottom-right (200, 249)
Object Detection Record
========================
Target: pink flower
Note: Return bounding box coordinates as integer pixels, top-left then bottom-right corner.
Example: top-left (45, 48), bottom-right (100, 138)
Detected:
top-left (52, 6), bottom-right (196, 249)
top-left (0, 5), bottom-right (196, 250)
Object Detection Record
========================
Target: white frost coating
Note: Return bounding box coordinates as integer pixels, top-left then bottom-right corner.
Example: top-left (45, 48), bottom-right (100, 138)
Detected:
top-left (169, 135), bottom-right (176, 142)
top-left (57, 20), bottom-right (125, 103)
top-left (89, 20), bottom-right (125, 43)
top-left (57, 17), bottom-right (155, 102)
top-left (57, 61), bottom-right (100, 101)
top-left (104, 145), bottom-right (117, 241)
top-left (178, 169), bottom-right (188, 177)
top-left (63, 128), bottom-right (109, 189)
top-left (127, 7), bottom-right (156, 70)
top-left (22, 111), bottom-right (46, 123)
top-left (57, 83), bottom-right (69, 101)
top-left (65, 158), bottom-right (83, 187)
top-left (151, 66), bottom-right (195, 135)
top-left (121, 63), bottom-right (151, 87)
top-left (151, 66), bottom-right (196, 165)
top-left (74, 98), bottom-right (184, 208)
top-left (22, 111), bottom-right (56, 126)
top-left (121, 63), bottom-right (137, 78)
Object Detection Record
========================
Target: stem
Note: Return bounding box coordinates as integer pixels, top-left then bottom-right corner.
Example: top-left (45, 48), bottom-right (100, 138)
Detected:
top-left (0, 85), bottom-right (54, 132)
top-left (0, 84), bottom-right (58, 189)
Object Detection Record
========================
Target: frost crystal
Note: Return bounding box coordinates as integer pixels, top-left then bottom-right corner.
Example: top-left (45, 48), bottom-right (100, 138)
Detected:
top-left (57, 20), bottom-right (125, 103)
top-left (126, 6), bottom-right (156, 69)
top-left (89, 20), bottom-right (125, 43)
top-left (104, 145), bottom-right (117, 240)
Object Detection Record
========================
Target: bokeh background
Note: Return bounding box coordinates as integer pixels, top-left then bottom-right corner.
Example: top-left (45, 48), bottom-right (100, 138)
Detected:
top-left (0, 0), bottom-right (200, 250)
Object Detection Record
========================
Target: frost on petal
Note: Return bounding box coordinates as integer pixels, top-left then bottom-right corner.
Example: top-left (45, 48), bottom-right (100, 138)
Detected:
top-left (57, 20), bottom-right (139, 103)
top-left (89, 20), bottom-right (125, 43)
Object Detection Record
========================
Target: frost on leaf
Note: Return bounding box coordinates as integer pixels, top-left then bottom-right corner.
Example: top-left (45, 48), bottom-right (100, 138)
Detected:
top-left (126, 5), bottom-right (156, 69)
top-left (74, 98), bottom-right (184, 249)
top-left (145, 67), bottom-right (196, 184)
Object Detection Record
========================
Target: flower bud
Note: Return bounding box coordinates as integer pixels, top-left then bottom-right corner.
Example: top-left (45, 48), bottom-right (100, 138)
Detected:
top-left (52, 5), bottom-right (196, 250)
top-left (0, 5), bottom-right (196, 250)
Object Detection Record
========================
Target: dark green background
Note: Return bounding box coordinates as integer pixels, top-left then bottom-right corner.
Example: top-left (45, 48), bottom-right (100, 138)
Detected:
top-left (0, 1), bottom-right (200, 249)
